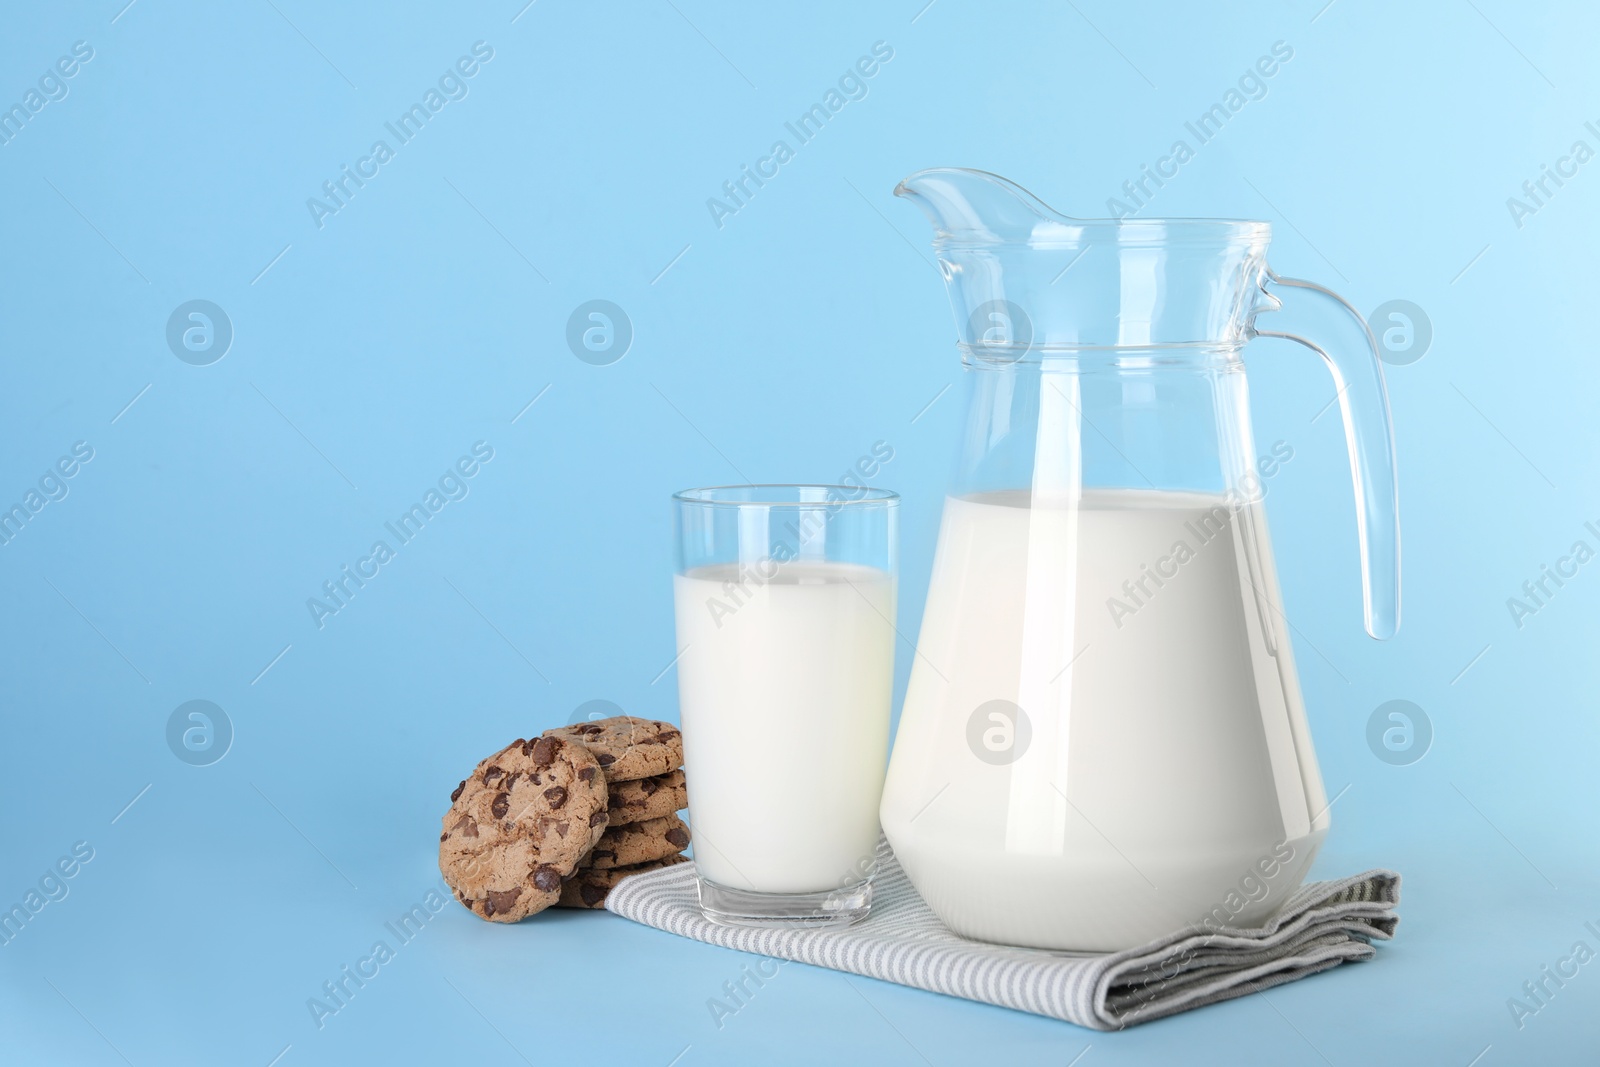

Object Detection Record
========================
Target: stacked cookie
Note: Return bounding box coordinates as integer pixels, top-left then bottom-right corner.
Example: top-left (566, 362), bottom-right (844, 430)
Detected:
top-left (439, 716), bottom-right (690, 921)
top-left (543, 717), bottom-right (691, 910)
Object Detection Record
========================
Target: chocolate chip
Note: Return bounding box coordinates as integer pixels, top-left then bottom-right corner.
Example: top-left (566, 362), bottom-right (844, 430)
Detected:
top-left (439, 832), bottom-right (447, 841)
top-left (578, 766), bottom-right (597, 782)
top-left (491, 792), bottom-right (509, 819)
top-left (533, 865), bottom-right (561, 892)
top-left (483, 765), bottom-right (505, 783)
top-left (580, 883), bottom-right (607, 906)
top-left (607, 792), bottom-right (622, 806)
top-left (485, 888), bottom-right (521, 916)
top-left (520, 738), bottom-right (535, 756)
top-left (597, 753), bottom-right (616, 767)
top-left (531, 773), bottom-right (543, 785)
top-left (450, 780), bottom-right (466, 802)
top-left (592, 850), bottom-right (616, 863)
top-left (530, 737), bottom-right (560, 767)
top-left (505, 772), bottom-right (521, 790)
top-left (463, 820), bottom-right (479, 838)
top-left (544, 786), bottom-right (568, 809)
top-left (590, 811), bottom-right (607, 827)
top-left (665, 827), bottom-right (689, 848)
top-left (555, 820), bottom-right (570, 838)
top-left (640, 778), bottom-right (659, 796)
top-left (579, 724), bottom-right (602, 735)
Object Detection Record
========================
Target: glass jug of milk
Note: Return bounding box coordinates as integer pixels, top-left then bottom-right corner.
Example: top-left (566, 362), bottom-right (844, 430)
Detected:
top-left (879, 169), bottom-right (1400, 952)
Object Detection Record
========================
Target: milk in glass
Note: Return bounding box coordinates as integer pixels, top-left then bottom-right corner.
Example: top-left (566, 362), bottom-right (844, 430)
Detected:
top-left (675, 560), bottom-right (894, 895)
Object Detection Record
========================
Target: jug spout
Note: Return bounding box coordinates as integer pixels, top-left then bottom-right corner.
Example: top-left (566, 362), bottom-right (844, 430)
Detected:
top-left (894, 168), bottom-right (1069, 245)
top-left (895, 168), bottom-right (1272, 350)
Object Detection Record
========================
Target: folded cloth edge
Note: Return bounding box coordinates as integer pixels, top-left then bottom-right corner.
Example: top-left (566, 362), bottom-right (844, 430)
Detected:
top-left (1086, 867), bottom-right (1401, 1027)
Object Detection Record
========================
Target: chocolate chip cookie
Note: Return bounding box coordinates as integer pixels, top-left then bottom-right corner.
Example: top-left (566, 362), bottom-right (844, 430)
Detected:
top-left (556, 854), bottom-right (688, 910)
top-left (583, 814), bottom-right (691, 870)
top-left (607, 769), bottom-right (687, 826)
top-left (542, 716), bottom-right (683, 782)
top-left (439, 735), bottom-right (610, 922)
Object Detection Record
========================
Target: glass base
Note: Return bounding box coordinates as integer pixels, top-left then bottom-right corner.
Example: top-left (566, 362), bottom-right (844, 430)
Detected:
top-left (697, 876), bottom-right (874, 929)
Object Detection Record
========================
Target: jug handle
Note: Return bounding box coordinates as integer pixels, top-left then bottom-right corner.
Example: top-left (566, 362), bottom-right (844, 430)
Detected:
top-left (1251, 272), bottom-right (1400, 640)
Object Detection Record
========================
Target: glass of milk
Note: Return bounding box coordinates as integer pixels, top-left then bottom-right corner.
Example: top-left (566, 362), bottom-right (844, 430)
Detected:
top-left (672, 484), bottom-right (897, 927)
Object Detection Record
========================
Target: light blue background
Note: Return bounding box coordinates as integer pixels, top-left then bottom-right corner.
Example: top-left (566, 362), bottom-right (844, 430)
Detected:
top-left (1, 1), bottom-right (1595, 1063)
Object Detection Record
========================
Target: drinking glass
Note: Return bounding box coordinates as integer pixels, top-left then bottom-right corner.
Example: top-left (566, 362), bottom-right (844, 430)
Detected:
top-left (672, 484), bottom-right (897, 927)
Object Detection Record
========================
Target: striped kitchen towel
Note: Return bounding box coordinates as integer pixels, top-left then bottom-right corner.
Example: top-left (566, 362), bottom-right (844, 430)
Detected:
top-left (605, 837), bottom-right (1400, 1029)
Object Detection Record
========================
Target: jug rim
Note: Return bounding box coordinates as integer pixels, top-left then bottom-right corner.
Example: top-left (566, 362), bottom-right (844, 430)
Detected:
top-left (896, 167), bottom-right (1271, 246)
